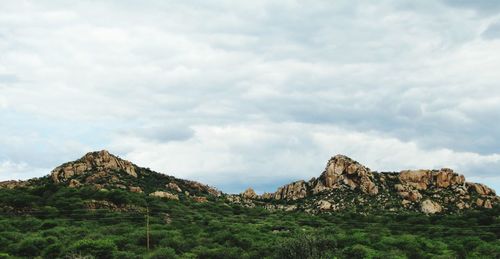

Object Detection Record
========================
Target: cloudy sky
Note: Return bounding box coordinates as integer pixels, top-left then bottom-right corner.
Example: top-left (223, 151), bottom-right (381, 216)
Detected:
top-left (1, 0), bottom-right (500, 193)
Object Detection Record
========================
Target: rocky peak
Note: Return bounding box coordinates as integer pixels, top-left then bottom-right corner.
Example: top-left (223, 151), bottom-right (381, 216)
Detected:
top-left (241, 188), bottom-right (257, 199)
top-left (51, 150), bottom-right (137, 184)
top-left (318, 154), bottom-right (378, 195)
top-left (242, 154), bottom-right (498, 214)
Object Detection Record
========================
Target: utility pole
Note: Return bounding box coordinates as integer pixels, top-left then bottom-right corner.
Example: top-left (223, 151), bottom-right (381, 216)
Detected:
top-left (146, 205), bottom-right (150, 251)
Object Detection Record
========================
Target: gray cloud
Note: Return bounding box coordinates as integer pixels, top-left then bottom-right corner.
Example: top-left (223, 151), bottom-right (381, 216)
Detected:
top-left (442, 0), bottom-right (500, 15)
top-left (482, 21), bottom-right (500, 39)
top-left (0, 1), bottom-right (499, 192)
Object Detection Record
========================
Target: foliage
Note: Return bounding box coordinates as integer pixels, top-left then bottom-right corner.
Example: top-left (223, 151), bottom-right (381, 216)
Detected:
top-left (0, 185), bottom-right (498, 258)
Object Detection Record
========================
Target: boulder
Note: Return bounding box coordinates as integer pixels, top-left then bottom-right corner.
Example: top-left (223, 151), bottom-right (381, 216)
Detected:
top-left (420, 199), bottom-right (442, 214)
top-left (434, 168), bottom-right (465, 188)
top-left (241, 188), bottom-right (257, 199)
top-left (166, 182), bottom-right (182, 192)
top-left (129, 186), bottom-right (143, 193)
top-left (274, 180), bottom-right (308, 200)
top-left (317, 200), bottom-right (332, 211)
top-left (399, 170), bottom-right (432, 190)
top-left (484, 199), bottom-right (493, 209)
top-left (469, 183), bottom-right (494, 196)
top-left (317, 155), bottom-right (378, 195)
top-left (68, 179), bottom-right (81, 188)
top-left (149, 191), bottom-right (179, 200)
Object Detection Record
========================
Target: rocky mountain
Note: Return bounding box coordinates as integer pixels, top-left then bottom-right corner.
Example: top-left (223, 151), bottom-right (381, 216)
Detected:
top-left (231, 155), bottom-right (498, 214)
top-left (1, 151), bottom-right (497, 215)
top-left (0, 150), bottom-right (221, 201)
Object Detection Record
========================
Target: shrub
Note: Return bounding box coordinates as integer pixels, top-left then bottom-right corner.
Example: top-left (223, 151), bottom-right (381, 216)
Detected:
top-left (147, 247), bottom-right (177, 259)
top-left (16, 236), bottom-right (47, 257)
top-left (67, 239), bottom-right (117, 259)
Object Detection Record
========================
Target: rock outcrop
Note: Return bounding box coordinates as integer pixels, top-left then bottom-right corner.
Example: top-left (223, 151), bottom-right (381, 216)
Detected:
top-left (274, 180), bottom-right (308, 200)
top-left (238, 154), bottom-right (498, 214)
top-left (0, 180), bottom-right (28, 189)
top-left (167, 182), bottom-right (182, 193)
top-left (149, 191), bottom-right (179, 200)
top-left (0, 150), bottom-right (223, 200)
top-left (241, 188), bottom-right (257, 199)
top-left (420, 199), bottom-right (442, 214)
top-left (51, 150), bottom-right (137, 184)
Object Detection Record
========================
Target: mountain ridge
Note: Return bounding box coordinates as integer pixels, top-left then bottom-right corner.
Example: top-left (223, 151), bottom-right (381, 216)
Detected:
top-left (234, 154), bottom-right (498, 214)
top-left (0, 150), bottom-right (498, 214)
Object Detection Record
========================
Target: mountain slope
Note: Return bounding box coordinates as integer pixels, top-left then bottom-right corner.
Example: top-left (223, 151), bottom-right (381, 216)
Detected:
top-left (1, 150), bottom-right (221, 200)
top-left (1, 151), bottom-right (498, 215)
top-left (235, 155), bottom-right (498, 214)
top-left (0, 150), bottom-right (499, 257)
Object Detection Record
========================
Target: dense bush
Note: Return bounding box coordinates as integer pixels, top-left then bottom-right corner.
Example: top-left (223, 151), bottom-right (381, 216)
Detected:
top-left (0, 185), bottom-right (498, 258)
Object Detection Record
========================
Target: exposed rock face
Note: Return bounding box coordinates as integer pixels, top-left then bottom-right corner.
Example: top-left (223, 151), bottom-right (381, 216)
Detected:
top-left (51, 150), bottom-right (137, 184)
top-left (149, 191), bottom-right (179, 200)
top-left (421, 199), bottom-right (442, 214)
top-left (0, 180), bottom-right (28, 189)
top-left (274, 180), bottom-right (308, 200)
top-left (241, 188), bottom-right (257, 199)
top-left (167, 182), bottom-right (182, 193)
top-left (68, 179), bottom-right (81, 188)
top-left (469, 183), bottom-right (495, 196)
top-left (320, 155), bottom-right (378, 195)
top-left (435, 168), bottom-right (465, 188)
top-left (240, 154), bottom-right (498, 214)
top-left (317, 200), bottom-right (332, 211)
top-left (399, 170), bottom-right (432, 190)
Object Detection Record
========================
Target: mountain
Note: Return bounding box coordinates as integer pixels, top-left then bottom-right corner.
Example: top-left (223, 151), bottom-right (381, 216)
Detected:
top-left (0, 151), bottom-right (498, 215)
top-left (0, 151), bottom-right (499, 258)
top-left (1, 150), bottom-right (221, 201)
top-left (233, 155), bottom-right (498, 214)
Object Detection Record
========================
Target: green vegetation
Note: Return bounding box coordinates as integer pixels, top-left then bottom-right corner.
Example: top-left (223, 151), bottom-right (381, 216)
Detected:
top-left (0, 185), bottom-right (499, 258)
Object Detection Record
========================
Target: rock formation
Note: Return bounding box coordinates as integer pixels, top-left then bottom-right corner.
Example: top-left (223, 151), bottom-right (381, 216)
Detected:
top-left (241, 188), bottom-right (257, 199)
top-left (238, 154), bottom-right (498, 214)
top-left (149, 191), bottom-right (179, 200)
top-left (420, 199), bottom-right (442, 214)
top-left (51, 150), bottom-right (137, 184)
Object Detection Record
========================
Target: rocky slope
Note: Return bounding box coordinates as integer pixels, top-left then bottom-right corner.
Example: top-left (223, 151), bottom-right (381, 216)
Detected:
top-left (231, 155), bottom-right (498, 214)
top-left (0, 150), bottom-right (221, 201)
top-left (1, 151), bottom-right (497, 214)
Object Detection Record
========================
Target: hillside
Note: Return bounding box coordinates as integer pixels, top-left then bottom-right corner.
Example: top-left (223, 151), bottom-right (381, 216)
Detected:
top-left (233, 155), bottom-right (498, 214)
top-left (0, 150), bottom-right (499, 258)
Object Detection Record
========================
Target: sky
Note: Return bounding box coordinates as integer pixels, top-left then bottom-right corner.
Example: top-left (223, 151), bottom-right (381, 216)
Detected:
top-left (1, 0), bottom-right (500, 194)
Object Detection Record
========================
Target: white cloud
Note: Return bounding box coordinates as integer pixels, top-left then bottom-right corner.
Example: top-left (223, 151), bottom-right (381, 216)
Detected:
top-left (0, 160), bottom-right (49, 181)
top-left (110, 122), bottom-right (500, 193)
top-left (0, 1), bottom-right (499, 193)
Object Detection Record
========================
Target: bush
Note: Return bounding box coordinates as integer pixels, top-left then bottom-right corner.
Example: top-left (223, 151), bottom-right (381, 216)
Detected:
top-left (275, 234), bottom-right (336, 259)
top-left (342, 244), bottom-right (377, 259)
top-left (42, 243), bottom-right (63, 258)
top-left (67, 239), bottom-right (117, 259)
top-left (147, 247), bottom-right (177, 259)
top-left (16, 236), bottom-right (47, 257)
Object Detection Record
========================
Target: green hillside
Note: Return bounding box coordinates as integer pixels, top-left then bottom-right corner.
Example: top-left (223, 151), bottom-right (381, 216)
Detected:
top-left (1, 183), bottom-right (499, 258)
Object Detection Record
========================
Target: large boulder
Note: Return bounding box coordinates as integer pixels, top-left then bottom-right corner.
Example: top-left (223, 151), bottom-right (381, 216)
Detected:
top-left (420, 199), bottom-right (442, 214)
top-left (469, 183), bottom-right (495, 196)
top-left (274, 180), bottom-right (308, 200)
top-left (434, 168), bottom-right (465, 188)
top-left (149, 191), bottom-right (179, 200)
top-left (399, 170), bottom-right (432, 190)
top-left (318, 155), bottom-right (378, 195)
top-left (241, 188), bottom-right (257, 199)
